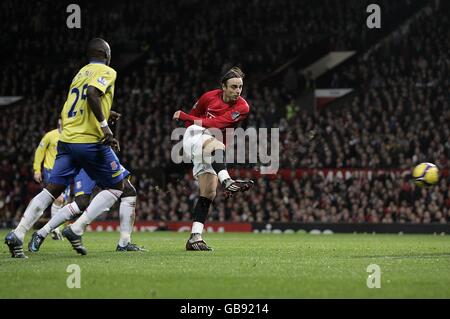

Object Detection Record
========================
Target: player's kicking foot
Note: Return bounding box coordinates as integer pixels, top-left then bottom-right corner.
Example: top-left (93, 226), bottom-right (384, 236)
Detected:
top-left (4, 231), bottom-right (28, 258)
top-left (116, 243), bottom-right (147, 252)
top-left (236, 179), bottom-right (254, 192)
top-left (186, 233), bottom-right (213, 251)
top-left (51, 228), bottom-right (63, 240)
top-left (62, 226), bottom-right (87, 255)
top-left (28, 232), bottom-right (45, 252)
top-left (223, 178), bottom-right (254, 198)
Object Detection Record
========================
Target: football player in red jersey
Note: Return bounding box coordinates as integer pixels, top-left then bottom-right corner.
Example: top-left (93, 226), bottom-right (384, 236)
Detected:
top-left (173, 67), bottom-right (254, 251)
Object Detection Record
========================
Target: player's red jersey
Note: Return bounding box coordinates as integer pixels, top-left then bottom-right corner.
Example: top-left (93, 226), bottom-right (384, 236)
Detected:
top-left (179, 89), bottom-right (250, 130)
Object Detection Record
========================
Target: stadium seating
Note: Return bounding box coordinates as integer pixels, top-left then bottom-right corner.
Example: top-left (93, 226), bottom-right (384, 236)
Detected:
top-left (1, 0), bottom-right (448, 227)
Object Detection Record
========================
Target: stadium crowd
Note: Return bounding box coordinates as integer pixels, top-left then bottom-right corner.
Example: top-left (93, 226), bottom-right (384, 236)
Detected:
top-left (0, 0), bottom-right (417, 96)
top-left (1, 0), bottom-right (448, 227)
top-left (2, 168), bottom-right (450, 228)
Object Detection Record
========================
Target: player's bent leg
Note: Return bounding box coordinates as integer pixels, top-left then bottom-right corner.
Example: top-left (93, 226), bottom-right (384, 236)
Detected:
top-left (202, 138), bottom-right (254, 198)
top-left (116, 179), bottom-right (145, 252)
top-left (186, 173), bottom-right (217, 252)
top-left (59, 193), bottom-right (91, 255)
top-left (16, 185), bottom-right (64, 240)
top-left (29, 195), bottom-right (88, 252)
top-left (62, 143), bottom-right (127, 255)
top-left (63, 189), bottom-right (122, 255)
top-left (63, 181), bottom-right (124, 255)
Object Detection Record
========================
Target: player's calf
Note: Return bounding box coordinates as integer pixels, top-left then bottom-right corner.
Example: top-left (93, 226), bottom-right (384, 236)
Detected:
top-left (50, 201), bottom-right (64, 241)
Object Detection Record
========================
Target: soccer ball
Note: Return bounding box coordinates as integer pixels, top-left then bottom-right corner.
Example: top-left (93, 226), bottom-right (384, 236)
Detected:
top-left (412, 162), bottom-right (439, 187)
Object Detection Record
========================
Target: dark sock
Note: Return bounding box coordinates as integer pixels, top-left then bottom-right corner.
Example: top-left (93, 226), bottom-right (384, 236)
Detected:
top-left (193, 196), bottom-right (212, 224)
top-left (211, 149), bottom-right (226, 174)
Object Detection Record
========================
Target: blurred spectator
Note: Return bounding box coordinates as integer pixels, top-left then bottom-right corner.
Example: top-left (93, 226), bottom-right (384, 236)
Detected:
top-left (0, 0), bottom-right (447, 226)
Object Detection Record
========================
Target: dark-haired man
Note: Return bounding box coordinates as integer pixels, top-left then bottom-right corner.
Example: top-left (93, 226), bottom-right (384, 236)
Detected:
top-left (173, 67), bottom-right (254, 251)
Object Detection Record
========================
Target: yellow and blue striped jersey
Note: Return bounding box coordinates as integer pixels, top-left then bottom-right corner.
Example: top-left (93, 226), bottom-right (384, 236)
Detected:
top-left (33, 129), bottom-right (60, 172)
top-left (60, 62), bottom-right (116, 143)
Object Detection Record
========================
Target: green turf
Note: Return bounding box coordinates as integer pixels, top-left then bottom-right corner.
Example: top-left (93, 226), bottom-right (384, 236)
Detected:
top-left (0, 231), bottom-right (449, 298)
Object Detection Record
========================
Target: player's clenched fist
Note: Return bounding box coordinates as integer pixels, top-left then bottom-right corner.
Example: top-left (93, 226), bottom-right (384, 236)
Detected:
top-left (109, 110), bottom-right (121, 124)
top-left (34, 172), bottom-right (42, 184)
top-left (111, 138), bottom-right (120, 152)
top-left (101, 125), bottom-right (114, 146)
top-left (173, 110), bottom-right (181, 120)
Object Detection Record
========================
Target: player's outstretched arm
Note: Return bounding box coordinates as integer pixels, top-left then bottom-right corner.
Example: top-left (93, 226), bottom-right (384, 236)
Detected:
top-left (172, 94), bottom-right (208, 124)
top-left (87, 86), bottom-right (114, 145)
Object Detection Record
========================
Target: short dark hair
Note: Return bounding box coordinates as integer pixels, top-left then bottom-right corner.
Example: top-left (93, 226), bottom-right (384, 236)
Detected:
top-left (221, 67), bottom-right (245, 86)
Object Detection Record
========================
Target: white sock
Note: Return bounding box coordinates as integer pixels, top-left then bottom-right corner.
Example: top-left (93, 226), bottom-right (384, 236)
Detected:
top-left (14, 189), bottom-right (54, 242)
top-left (118, 196), bottom-right (136, 247)
top-left (50, 203), bottom-right (63, 234)
top-left (217, 170), bottom-right (231, 184)
top-left (191, 221), bottom-right (204, 235)
top-left (37, 202), bottom-right (81, 238)
top-left (51, 203), bottom-right (63, 218)
top-left (71, 189), bottom-right (122, 235)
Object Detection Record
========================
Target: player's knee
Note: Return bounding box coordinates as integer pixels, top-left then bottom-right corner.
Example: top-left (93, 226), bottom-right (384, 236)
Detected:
top-left (112, 180), bottom-right (125, 192)
top-left (54, 195), bottom-right (65, 207)
top-left (200, 190), bottom-right (216, 201)
top-left (122, 179), bottom-right (137, 198)
top-left (46, 184), bottom-right (67, 199)
top-left (203, 138), bottom-right (225, 154)
top-left (203, 139), bottom-right (225, 164)
top-left (74, 195), bottom-right (90, 212)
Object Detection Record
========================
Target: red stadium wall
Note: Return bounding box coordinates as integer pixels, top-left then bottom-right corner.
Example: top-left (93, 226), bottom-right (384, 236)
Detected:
top-left (87, 221), bottom-right (450, 234)
top-left (84, 168), bottom-right (449, 234)
top-left (229, 168), bottom-right (450, 180)
top-left (88, 221), bottom-right (252, 233)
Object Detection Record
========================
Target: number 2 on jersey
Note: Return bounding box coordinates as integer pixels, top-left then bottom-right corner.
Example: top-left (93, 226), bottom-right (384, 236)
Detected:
top-left (68, 84), bottom-right (88, 118)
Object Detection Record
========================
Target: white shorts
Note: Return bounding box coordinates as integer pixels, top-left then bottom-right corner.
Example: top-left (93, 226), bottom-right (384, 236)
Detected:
top-left (183, 124), bottom-right (217, 179)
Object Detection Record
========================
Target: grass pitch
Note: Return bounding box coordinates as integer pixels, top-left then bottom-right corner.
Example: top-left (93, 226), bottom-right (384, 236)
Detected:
top-left (0, 231), bottom-right (449, 298)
